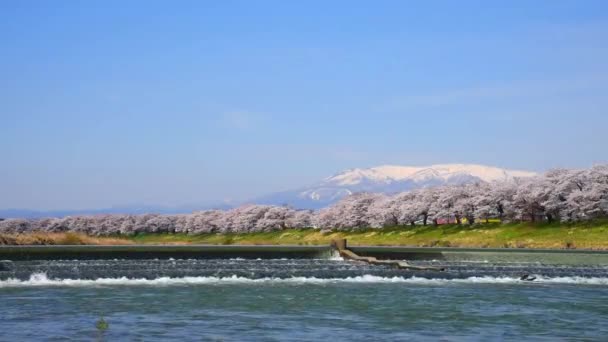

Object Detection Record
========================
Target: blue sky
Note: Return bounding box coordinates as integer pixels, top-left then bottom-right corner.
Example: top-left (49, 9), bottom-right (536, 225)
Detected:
top-left (1, 0), bottom-right (607, 210)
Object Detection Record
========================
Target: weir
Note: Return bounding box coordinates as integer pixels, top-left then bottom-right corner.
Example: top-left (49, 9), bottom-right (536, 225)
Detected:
top-left (0, 245), bottom-right (332, 261)
top-left (1, 244), bottom-right (607, 265)
top-left (331, 239), bottom-right (444, 271)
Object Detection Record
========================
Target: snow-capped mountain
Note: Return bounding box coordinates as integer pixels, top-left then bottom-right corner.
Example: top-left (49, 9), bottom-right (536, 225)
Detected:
top-left (253, 164), bottom-right (537, 209)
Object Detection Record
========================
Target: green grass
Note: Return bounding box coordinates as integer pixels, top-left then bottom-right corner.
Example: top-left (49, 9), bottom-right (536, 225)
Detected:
top-left (2, 221), bottom-right (607, 249)
top-left (126, 220), bottom-right (608, 250)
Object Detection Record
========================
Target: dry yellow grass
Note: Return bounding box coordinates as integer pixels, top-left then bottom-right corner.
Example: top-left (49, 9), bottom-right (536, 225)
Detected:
top-left (1, 221), bottom-right (608, 249)
top-left (0, 232), bottom-right (133, 245)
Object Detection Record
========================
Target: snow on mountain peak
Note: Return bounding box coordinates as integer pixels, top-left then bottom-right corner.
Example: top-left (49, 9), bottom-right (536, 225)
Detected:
top-left (322, 168), bottom-right (393, 186)
top-left (325, 164), bottom-right (536, 186)
top-left (254, 163), bottom-right (537, 209)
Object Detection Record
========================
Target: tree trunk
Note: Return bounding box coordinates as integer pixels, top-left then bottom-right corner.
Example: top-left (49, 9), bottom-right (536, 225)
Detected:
top-left (546, 213), bottom-right (553, 223)
top-left (455, 215), bottom-right (461, 225)
top-left (423, 214), bottom-right (428, 226)
top-left (497, 203), bottom-right (504, 221)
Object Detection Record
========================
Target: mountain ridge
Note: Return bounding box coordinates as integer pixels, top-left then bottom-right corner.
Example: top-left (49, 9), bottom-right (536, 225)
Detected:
top-left (1, 164), bottom-right (538, 218)
top-left (253, 163), bottom-right (537, 209)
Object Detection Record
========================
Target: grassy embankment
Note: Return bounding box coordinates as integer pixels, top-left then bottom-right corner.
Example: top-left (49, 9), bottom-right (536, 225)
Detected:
top-left (1, 220), bottom-right (608, 249)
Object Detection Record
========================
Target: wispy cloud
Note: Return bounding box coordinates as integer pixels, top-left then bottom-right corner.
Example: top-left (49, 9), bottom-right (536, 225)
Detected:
top-left (220, 110), bottom-right (257, 131)
top-left (384, 73), bottom-right (608, 110)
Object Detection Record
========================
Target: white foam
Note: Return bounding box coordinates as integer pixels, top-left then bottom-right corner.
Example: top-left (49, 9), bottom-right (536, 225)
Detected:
top-left (328, 251), bottom-right (344, 261)
top-left (1, 273), bottom-right (607, 288)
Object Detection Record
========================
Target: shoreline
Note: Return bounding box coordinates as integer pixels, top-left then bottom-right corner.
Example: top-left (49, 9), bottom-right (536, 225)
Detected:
top-left (2, 244), bottom-right (608, 264)
top-left (2, 221), bottom-right (608, 250)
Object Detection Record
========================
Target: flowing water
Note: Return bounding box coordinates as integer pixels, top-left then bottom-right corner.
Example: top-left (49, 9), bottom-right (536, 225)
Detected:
top-left (1, 255), bottom-right (607, 341)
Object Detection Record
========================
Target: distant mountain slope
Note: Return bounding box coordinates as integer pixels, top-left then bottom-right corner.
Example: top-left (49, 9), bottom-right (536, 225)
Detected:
top-left (0, 203), bottom-right (234, 219)
top-left (1, 164), bottom-right (538, 218)
top-left (253, 164), bottom-right (537, 209)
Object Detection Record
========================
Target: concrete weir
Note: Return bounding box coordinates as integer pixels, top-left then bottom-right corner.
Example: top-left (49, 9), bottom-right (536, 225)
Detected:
top-left (2, 244), bottom-right (606, 265)
top-left (0, 245), bottom-right (333, 261)
top-left (331, 239), bottom-right (444, 271)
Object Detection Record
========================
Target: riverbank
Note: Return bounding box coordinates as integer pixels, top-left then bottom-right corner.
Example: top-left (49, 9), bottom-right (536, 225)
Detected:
top-left (1, 221), bottom-right (608, 249)
top-left (2, 258), bottom-right (608, 341)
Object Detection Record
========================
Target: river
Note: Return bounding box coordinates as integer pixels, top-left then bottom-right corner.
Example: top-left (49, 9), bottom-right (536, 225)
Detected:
top-left (1, 254), bottom-right (607, 340)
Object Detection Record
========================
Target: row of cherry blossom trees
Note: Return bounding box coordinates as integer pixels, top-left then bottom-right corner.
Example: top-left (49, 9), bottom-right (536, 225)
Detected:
top-left (317, 165), bottom-right (608, 229)
top-left (1, 166), bottom-right (606, 235)
top-left (0, 205), bottom-right (314, 235)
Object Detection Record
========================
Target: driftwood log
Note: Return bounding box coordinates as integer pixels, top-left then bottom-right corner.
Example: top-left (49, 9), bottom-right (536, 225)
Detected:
top-left (331, 239), bottom-right (444, 271)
